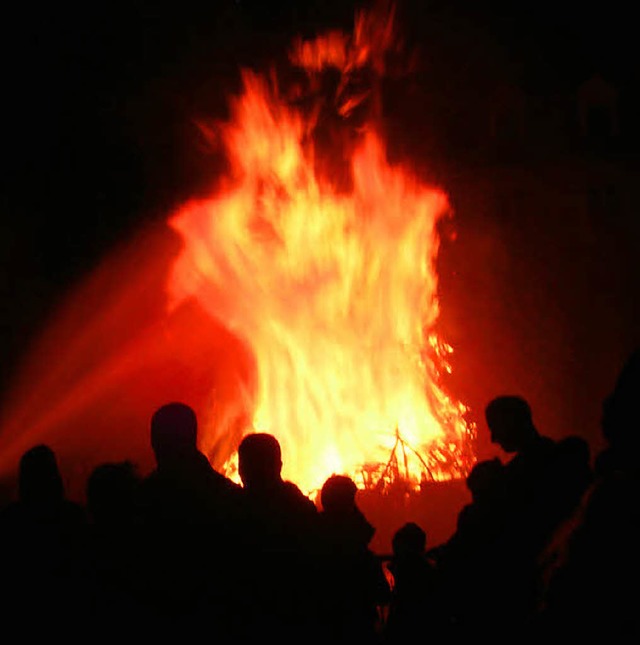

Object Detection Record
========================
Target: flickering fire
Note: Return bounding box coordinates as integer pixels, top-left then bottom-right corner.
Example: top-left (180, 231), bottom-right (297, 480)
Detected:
top-left (167, 6), bottom-right (475, 495)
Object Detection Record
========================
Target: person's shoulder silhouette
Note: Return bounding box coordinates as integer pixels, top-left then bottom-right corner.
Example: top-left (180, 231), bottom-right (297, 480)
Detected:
top-left (136, 402), bottom-right (242, 636)
top-left (485, 395), bottom-right (554, 455)
top-left (316, 473), bottom-right (391, 644)
top-left (83, 460), bottom-right (146, 631)
top-left (388, 521), bottom-right (439, 595)
top-left (234, 432), bottom-right (320, 641)
top-left (237, 432), bottom-right (317, 516)
top-left (140, 401), bottom-right (242, 517)
top-left (0, 443), bottom-right (86, 528)
top-left (598, 348), bottom-right (640, 472)
top-left (538, 348), bottom-right (640, 639)
top-left (235, 431), bottom-right (318, 554)
top-left (319, 474), bottom-right (375, 549)
top-left (452, 457), bottom-right (507, 541)
top-left (0, 444), bottom-right (88, 636)
top-left (484, 395), bottom-right (559, 509)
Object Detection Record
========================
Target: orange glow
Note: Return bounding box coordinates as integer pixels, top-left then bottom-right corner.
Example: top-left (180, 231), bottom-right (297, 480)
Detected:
top-left (167, 6), bottom-right (475, 495)
top-left (0, 4), bottom-right (474, 504)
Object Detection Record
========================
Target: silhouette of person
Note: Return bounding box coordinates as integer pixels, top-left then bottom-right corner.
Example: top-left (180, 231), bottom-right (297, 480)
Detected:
top-left (485, 395), bottom-right (576, 537)
top-left (234, 432), bottom-right (321, 642)
top-left (316, 474), bottom-right (391, 644)
top-left (485, 395), bottom-right (554, 456)
top-left (535, 435), bottom-right (592, 606)
top-left (237, 432), bottom-right (319, 528)
top-left (136, 401), bottom-right (243, 637)
top-left (86, 459), bottom-right (141, 527)
top-left (383, 521), bottom-right (449, 644)
top-left (83, 460), bottom-right (146, 631)
top-left (479, 395), bottom-right (592, 635)
top-left (434, 456), bottom-right (509, 637)
top-left (550, 434), bottom-right (593, 511)
top-left (0, 444), bottom-right (88, 636)
top-left (490, 397), bottom-right (593, 536)
top-left (462, 456), bottom-right (506, 512)
top-left (538, 348), bottom-right (640, 639)
top-left (446, 456), bottom-right (508, 554)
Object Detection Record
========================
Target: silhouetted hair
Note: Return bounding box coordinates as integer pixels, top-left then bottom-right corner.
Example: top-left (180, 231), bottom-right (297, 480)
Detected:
top-left (466, 457), bottom-right (504, 499)
top-left (485, 395), bottom-right (532, 428)
top-left (87, 460), bottom-right (139, 524)
top-left (392, 522), bottom-right (426, 556)
top-left (150, 402), bottom-right (198, 458)
top-left (238, 433), bottom-right (282, 487)
top-left (321, 474), bottom-right (358, 513)
top-left (18, 444), bottom-right (64, 504)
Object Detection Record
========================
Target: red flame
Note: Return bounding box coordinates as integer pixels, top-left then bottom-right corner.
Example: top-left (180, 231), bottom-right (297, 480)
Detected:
top-left (168, 6), bottom-right (475, 494)
top-left (0, 4), bottom-right (475, 501)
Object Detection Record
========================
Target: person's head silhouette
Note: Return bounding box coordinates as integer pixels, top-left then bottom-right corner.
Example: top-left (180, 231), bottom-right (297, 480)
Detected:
top-left (465, 457), bottom-right (504, 502)
top-left (485, 395), bottom-right (538, 454)
top-left (150, 402), bottom-right (199, 468)
top-left (392, 521), bottom-right (427, 558)
top-left (237, 432), bottom-right (283, 492)
top-left (86, 460), bottom-right (140, 525)
top-left (18, 444), bottom-right (64, 505)
top-left (320, 474), bottom-right (358, 514)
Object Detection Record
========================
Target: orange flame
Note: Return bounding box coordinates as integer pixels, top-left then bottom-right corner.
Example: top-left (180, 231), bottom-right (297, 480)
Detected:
top-left (167, 6), bottom-right (475, 495)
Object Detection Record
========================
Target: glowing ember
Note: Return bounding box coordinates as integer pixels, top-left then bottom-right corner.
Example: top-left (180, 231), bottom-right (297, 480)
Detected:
top-left (167, 6), bottom-right (475, 495)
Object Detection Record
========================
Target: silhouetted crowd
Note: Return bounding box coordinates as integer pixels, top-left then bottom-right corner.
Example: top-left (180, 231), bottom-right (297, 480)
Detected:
top-left (1, 348), bottom-right (639, 643)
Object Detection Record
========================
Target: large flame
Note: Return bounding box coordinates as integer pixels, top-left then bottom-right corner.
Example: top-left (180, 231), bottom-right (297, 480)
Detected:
top-left (167, 6), bottom-right (475, 495)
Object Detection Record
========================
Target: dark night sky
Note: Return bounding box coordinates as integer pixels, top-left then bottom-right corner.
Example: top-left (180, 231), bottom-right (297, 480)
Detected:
top-left (1, 0), bottom-right (638, 456)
